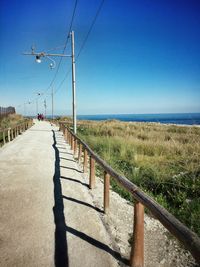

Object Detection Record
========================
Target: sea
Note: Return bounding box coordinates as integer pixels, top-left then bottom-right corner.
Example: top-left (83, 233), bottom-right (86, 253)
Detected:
top-left (40, 113), bottom-right (200, 125)
top-left (76, 113), bottom-right (200, 125)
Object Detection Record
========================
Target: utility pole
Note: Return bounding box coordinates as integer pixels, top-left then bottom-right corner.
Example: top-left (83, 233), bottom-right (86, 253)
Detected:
top-left (71, 31), bottom-right (77, 134)
top-left (36, 99), bottom-right (38, 115)
top-left (44, 99), bottom-right (47, 118)
top-left (51, 87), bottom-right (54, 120)
top-left (23, 32), bottom-right (77, 133)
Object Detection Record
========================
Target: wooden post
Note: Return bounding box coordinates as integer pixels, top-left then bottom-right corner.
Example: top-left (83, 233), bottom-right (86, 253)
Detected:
top-left (71, 135), bottom-right (74, 151)
top-left (8, 128), bottom-right (10, 142)
top-left (78, 143), bottom-right (82, 163)
top-left (63, 128), bottom-right (67, 141)
top-left (89, 157), bottom-right (95, 189)
top-left (3, 131), bottom-right (6, 144)
top-left (66, 130), bottom-right (69, 143)
top-left (104, 172), bottom-right (110, 214)
top-left (74, 139), bottom-right (77, 156)
top-left (130, 202), bottom-right (144, 267)
top-left (68, 132), bottom-right (70, 145)
top-left (83, 149), bottom-right (88, 173)
top-left (65, 129), bottom-right (68, 141)
top-left (11, 128), bottom-right (14, 140)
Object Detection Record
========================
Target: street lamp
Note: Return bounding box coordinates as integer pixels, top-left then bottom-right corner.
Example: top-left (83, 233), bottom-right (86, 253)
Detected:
top-left (24, 101), bottom-right (31, 116)
top-left (35, 55), bottom-right (42, 64)
top-left (44, 99), bottom-right (47, 119)
top-left (23, 31), bottom-right (77, 133)
top-left (35, 92), bottom-right (43, 115)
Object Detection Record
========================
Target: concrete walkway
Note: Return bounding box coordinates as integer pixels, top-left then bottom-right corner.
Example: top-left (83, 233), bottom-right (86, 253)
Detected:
top-left (0, 121), bottom-right (120, 267)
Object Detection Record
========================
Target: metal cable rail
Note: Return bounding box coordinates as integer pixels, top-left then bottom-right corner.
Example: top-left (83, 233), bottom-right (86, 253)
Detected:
top-left (58, 121), bottom-right (200, 267)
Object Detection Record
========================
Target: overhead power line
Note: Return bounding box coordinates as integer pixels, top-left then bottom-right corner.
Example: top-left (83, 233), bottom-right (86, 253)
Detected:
top-left (42, 0), bottom-right (78, 96)
top-left (19, 0), bottom-right (78, 108)
top-left (76, 0), bottom-right (105, 59)
top-left (53, 0), bottom-right (105, 97)
top-left (20, 0), bottom-right (105, 111)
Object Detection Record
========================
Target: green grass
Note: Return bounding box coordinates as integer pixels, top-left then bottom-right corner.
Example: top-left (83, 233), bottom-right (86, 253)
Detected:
top-left (75, 120), bottom-right (200, 236)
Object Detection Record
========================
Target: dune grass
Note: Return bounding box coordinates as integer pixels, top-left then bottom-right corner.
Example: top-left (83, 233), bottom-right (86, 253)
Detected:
top-left (0, 114), bottom-right (25, 129)
top-left (0, 114), bottom-right (26, 144)
top-left (76, 120), bottom-right (200, 236)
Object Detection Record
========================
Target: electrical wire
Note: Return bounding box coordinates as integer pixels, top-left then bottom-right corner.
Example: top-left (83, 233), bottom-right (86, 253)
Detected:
top-left (19, 0), bottom-right (78, 109)
top-left (53, 0), bottom-right (105, 97)
top-left (46, 45), bottom-right (65, 52)
top-left (19, 0), bottom-right (105, 111)
top-left (76, 0), bottom-right (105, 60)
top-left (43, 0), bottom-right (78, 95)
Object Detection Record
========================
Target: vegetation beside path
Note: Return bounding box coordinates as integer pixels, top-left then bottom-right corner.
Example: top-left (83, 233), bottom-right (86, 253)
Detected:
top-left (0, 114), bottom-right (27, 145)
top-left (0, 114), bottom-right (25, 129)
top-left (57, 117), bottom-right (200, 237)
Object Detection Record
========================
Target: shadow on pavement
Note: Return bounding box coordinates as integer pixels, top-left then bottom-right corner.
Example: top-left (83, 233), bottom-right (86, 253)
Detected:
top-left (63, 195), bottom-right (103, 213)
top-left (60, 165), bottom-right (83, 173)
top-left (66, 226), bottom-right (129, 266)
top-left (60, 176), bottom-right (89, 188)
top-left (52, 130), bottom-right (69, 267)
top-left (53, 130), bottom-right (129, 266)
top-left (60, 157), bottom-right (76, 163)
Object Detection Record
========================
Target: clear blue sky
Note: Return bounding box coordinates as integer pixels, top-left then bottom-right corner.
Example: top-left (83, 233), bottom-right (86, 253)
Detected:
top-left (0, 0), bottom-right (200, 116)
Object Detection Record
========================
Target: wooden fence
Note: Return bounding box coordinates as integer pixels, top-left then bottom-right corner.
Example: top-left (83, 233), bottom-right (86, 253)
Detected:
top-left (59, 121), bottom-right (200, 267)
top-left (0, 120), bottom-right (33, 146)
top-left (0, 106), bottom-right (16, 118)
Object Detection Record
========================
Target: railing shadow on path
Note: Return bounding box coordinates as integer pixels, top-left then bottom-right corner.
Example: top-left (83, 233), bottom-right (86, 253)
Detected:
top-left (53, 130), bottom-right (129, 266)
top-left (62, 195), bottom-right (103, 213)
top-left (52, 130), bottom-right (69, 267)
top-left (60, 176), bottom-right (89, 188)
top-left (65, 226), bottom-right (129, 265)
top-left (56, 146), bottom-right (67, 150)
top-left (60, 157), bottom-right (76, 163)
top-left (60, 166), bottom-right (83, 173)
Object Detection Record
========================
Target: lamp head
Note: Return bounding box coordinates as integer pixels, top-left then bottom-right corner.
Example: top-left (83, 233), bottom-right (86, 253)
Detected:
top-left (36, 55), bottom-right (42, 63)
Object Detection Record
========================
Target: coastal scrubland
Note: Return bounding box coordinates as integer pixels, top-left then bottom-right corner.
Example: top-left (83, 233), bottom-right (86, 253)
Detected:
top-left (0, 114), bottom-right (25, 144)
top-left (0, 114), bottom-right (25, 129)
top-left (71, 119), bottom-right (200, 236)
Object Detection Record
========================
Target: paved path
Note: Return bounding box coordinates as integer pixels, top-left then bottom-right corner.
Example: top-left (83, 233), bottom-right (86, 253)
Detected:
top-left (0, 121), bottom-right (120, 267)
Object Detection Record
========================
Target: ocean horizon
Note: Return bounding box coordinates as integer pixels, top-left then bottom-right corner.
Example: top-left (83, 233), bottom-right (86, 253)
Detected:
top-left (41, 113), bottom-right (200, 125)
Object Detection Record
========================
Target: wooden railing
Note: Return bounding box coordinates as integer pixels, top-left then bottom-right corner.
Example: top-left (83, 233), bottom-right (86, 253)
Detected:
top-left (0, 120), bottom-right (33, 146)
top-left (59, 121), bottom-right (200, 267)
